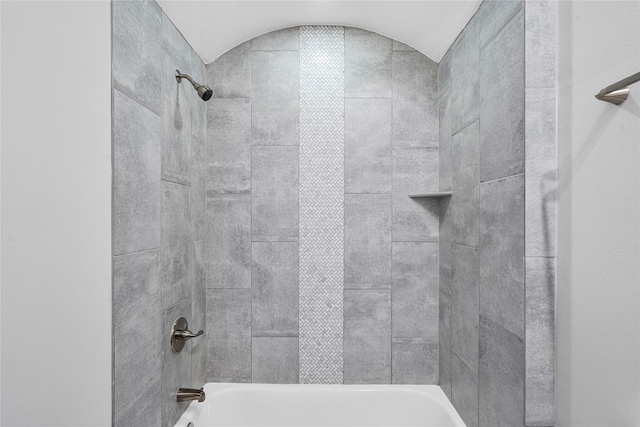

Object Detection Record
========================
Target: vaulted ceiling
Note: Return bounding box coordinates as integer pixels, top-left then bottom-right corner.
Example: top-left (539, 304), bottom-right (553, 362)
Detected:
top-left (157, 0), bottom-right (482, 64)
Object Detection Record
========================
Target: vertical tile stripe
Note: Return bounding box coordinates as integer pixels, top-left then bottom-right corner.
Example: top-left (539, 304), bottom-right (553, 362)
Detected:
top-left (299, 26), bottom-right (345, 383)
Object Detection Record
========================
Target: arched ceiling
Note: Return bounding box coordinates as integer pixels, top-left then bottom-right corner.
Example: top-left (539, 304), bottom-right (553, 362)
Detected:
top-left (157, 1), bottom-right (482, 64)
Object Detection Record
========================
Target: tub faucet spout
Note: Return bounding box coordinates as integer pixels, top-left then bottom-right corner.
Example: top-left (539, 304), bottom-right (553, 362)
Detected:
top-left (176, 387), bottom-right (205, 403)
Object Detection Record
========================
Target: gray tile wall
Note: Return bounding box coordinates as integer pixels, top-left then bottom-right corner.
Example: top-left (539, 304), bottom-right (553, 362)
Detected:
top-left (206, 28), bottom-right (302, 384)
top-left (113, 2), bottom-right (207, 425)
top-left (438, 0), bottom-right (556, 425)
top-left (524, 1), bottom-right (557, 424)
top-left (206, 26), bottom-right (439, 385)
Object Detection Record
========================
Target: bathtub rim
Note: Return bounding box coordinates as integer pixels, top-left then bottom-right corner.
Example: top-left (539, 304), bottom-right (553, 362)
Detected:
top-left (175, 382), bottom-right (466, 427)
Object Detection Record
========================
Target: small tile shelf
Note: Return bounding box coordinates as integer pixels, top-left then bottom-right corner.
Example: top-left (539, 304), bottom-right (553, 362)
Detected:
top-left (408, 191), bottom-right (453, 198)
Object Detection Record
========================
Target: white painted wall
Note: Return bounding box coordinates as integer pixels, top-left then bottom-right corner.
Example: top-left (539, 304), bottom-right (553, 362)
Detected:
top-left (557, 1), bottom-right (640, 425)
top-left (1, 2), bottom-right (112, 426)
top-left (157, 0), bottom-right (481, 63)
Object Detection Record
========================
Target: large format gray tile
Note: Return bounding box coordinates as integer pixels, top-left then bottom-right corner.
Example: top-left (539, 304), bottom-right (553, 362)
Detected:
top-left (252, 27), bottom-right (299, 50)
top-left (114, 250), bottom-right (161, 421)
top-left (525, 88), bottom-right (557, 257)
top-left (112, 0), bottom-right (162, 114)
top-left (525, 0), bottom-right (557, 89)
top-left (392, 338), bottom-right (437, 384)
top-left (161, 12), bottom-right (191, 71)
top-left (190, 50), bottom-right (207, 141)
top-left (451, 352), bottom-right (479, 427)
top-left (439, 89), bottom-right (452, 191)
top-left (451, 244), bottom-right (479, 374)
top-left (206, 98), bottom-right (251, 193)
top-left (252, 242), bottom-right (299, 336)
top-left (392, 242), bottom-right (438, 338)
top-left (191, 241), bottom-right (207, 389)
top-left (252, 337), bottom-right (299, 383)
top-left (392, 147), bottom-right (439, 241)
top-left (477, 0), bottom-right (523, 48)
top-left (207, 288), bottom-right (252, 382)
top-left (191, 240), bottom-right (206, 340)
top-left (161, 181), bottom-right (191, 310)
top-left (479, 9), bottom-right (525, 182)
top-left (439, 195), bottom-right (453, 295)
top-left (438, 49), bottom-right (452, 97)
top-left (344, 195), bottom-right (392, 289)
top-left (113, 90), bottom-right (161, 255)
top-left (479, 316), bottom-right (525, 427)
top-left (392, 52), bottom-right (438, 146)
top-left (206, 194), bottom-right (251, 288)
top-left (345, 28), bottom-right (392, 98)
top-left (439, 291), bottom-right (452, 399)
top-left (252, 51), bottom-right (299, 146)
top-left (252, 147), bottom-right (299, 241)
top-left (344, 99), bottom-right (392, 194)
top-left (207, 41), bottom-right (251, 98)
top-left (162, 53), bottom-right (192, 185)
top-left (161, 299), bottom-right (192, 427)
top-left (191, 134), bottom-right (205, 240)
top-left (344, 290), bottom-right (392, 384)
top-left (393, 40), bottom-right (416, 51)
top-left (525, 257), bottom-right (556, 426)
top-left (451, 17), bottom-right (479, 134)
top-left (451, 120), bottom-right (479, 248)
top-left (479, 174), bottom-right (525, 338)
top-left (115, 381), bottom-right (161, 427)
top-left (191, 340), bottom-right (206, 390)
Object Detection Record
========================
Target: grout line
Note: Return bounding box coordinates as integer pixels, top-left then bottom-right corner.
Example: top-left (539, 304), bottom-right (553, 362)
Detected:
top-left (161, 177), bottom-right (192, 188)
top-left (251, 144), bottom-right (301, 147)
top-left (479, 2), bottom-right (524, 51)
top-left (451, 117), bottom-right (480, 138)
top-left (250, 334), bottom-right (300, 338)
top-left (481, 314), bottom-right (525, 341)
top-left (113, 246), bottom-right (161, 258)
top-left (479, 172), bottom-right (525, 186)
top-left (390, 48), bottom-right (395, 385)
top-left (251, 49), bottom-right (300, 52)
top-left (112, 85), bottom-right (162, 118)
top-left (451, 347), bottom-right (478, 378)
top-left (296, 25), bottom-right (302, 384)
top-left (453, 242), bottom-right (479, 251)
top-left (341, 26), bottom-right (346, 385)
top-left (344, 96), bottom-right (393, 100)
top-left (249, 41), bottom-right (254, 385)
top-left (205, 192), bottom-right (251, 196)
top-left (209, 97), bottom-right (251, 100)
top-left (392, 240), bottom-right (440, 243)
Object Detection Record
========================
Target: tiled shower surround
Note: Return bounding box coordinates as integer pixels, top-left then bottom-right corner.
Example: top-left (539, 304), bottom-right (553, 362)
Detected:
top-left (438, 1), bottom-right (557, 426)
top-left (112, 1), bottom-right (556, 427)
top-left (112, 1), bottom-right (206, 426)
top-left (206, 26), bottom-right (440, 385)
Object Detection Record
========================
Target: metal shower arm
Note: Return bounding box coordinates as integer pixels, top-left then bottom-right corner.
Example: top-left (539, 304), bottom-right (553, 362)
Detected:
top-left (595, 71), bottom-right (640, 105)
top-left (175, 70), bottom-right (198, 88)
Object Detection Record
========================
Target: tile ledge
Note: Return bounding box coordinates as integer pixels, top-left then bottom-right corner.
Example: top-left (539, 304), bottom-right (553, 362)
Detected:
top-left (408, 191), bottom-right (452, 198)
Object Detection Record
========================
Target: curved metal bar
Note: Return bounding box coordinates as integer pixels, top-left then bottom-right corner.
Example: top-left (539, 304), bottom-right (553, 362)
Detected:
top-left (595, 71), bottom-right (640, 105)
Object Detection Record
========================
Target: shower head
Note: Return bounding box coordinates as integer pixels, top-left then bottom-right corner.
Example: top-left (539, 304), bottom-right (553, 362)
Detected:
top-left (175, 70), bottom-right (212, 101)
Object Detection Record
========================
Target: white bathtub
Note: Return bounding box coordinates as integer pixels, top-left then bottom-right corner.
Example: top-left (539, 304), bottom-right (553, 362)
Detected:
top-left (174, 383), bottom-right (466, 427)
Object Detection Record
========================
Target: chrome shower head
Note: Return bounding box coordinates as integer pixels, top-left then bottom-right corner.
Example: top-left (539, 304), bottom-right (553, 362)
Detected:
top-left (175, 70), bottom-right (212, 101)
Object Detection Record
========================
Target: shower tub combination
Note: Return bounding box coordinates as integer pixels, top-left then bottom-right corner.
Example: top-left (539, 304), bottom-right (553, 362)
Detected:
top-left (175, 383), bottom-right (466, 427)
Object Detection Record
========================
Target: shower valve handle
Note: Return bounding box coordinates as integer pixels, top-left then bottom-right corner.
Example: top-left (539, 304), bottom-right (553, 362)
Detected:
top-left (170, 316), bottom-right (204, 353)
top-left (174, 329), bottom-right (204, 341)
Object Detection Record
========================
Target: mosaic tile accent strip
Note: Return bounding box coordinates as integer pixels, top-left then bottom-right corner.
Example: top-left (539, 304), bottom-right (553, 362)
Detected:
top-left (299, 26), bottom-right (345, 384)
